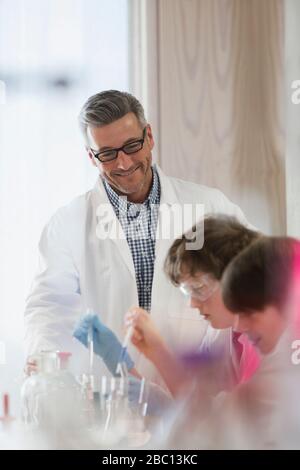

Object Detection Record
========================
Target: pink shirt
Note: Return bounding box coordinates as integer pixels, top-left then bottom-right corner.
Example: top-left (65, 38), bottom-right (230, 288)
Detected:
top-left (232, 331), bottom-right (260, 384)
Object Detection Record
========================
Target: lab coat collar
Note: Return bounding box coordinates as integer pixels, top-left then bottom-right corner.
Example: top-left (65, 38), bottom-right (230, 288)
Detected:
top-left (155, 164), bottom-right (180, 206)
top-left (102, 164), bottom-right (161, 215)
top-left (93, 164), bottom-right (180, 219)
top-left (91, 164), bottom-right (179, 278)
top-left (92, 174), bottom-right (134, 277)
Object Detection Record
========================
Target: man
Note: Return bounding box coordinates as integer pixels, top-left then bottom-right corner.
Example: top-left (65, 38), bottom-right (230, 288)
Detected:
top-left (24, 90), bottom-right (250, 380)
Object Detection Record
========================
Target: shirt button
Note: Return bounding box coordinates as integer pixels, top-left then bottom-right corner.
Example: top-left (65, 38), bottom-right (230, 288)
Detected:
top-left (145, 286), bottom-right (150, 293)
top-left (128, 205), bottom-right (140, 217)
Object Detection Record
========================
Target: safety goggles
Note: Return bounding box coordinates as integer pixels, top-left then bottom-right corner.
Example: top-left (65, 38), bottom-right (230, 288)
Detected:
top-left (179, 274), bottom-right (219, 302)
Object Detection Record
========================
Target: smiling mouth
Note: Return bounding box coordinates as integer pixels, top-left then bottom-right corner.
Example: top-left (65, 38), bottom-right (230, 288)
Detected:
top-left (114, 165), bottom-right (140, 177)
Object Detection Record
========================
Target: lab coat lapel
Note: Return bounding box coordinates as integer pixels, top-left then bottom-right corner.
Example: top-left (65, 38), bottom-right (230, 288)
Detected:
top-left (91, 177), bottom-right (136, 279)
top-left (152, 165), bottom-right (204, 314)
top-left (91, 166), bottom-right (186, 282)
top-left (153, 166), bottom-right (181, 284)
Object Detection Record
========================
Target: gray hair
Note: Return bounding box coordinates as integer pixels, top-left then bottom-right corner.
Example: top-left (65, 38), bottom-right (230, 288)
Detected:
top-left (78, 90), bottom-right (147, 145)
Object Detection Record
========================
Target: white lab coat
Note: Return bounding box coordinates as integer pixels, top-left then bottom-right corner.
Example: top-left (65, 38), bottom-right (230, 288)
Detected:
top-left (24, 165), bottom-right (249, 382)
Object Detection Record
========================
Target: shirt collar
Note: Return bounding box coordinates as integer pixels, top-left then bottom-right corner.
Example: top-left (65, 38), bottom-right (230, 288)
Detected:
top-left (103, 165), bottom-right (160, 214)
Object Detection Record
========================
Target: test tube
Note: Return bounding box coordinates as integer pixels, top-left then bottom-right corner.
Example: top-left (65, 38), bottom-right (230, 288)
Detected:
top-left (0, 394), bottom-right (14, 424)
top-left (101, 376), bottom-right (107, 411)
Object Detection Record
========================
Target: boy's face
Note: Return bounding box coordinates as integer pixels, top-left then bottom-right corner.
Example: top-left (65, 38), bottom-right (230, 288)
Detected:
top-left (180, 272), bottom-right (236, 330)
top-left (236, 306), bottom-right (286, 354)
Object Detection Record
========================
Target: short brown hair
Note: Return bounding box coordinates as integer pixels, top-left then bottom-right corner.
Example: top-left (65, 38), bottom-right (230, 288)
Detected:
top-left (164, 215), bottom-right (260, 285)
top-left (222, 236), bottom-right (297, 313)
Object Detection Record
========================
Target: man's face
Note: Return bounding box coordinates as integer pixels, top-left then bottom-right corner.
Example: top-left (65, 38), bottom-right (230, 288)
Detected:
top-left (236, 306), bottom-right (286, 354)
top-left (87, 112), bottom-right (154, 200)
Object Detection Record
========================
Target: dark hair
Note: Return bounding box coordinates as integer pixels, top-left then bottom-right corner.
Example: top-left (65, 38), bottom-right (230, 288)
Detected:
top-left (164, 215), bottom-right (260, 284)
top-left (222, 236), bottom-right (297, 314)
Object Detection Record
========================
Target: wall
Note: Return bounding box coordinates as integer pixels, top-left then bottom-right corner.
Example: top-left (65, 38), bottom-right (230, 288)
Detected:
top-left (136, 0), bottom-right (286, 234)
top-left (285, 0), bottom-right (300, 237)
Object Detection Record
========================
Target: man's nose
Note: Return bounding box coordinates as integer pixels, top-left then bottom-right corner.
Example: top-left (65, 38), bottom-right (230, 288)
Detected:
top-left (115, 150), bottom-right (133, 171)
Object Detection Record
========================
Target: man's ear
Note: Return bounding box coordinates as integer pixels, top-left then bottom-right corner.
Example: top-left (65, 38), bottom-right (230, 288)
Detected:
top-left (85, 146), bottom-right (97, 167)
top-left (145, 124), bottom-right (155, 151)
top-left (85, 145), bottom-right (91, 157)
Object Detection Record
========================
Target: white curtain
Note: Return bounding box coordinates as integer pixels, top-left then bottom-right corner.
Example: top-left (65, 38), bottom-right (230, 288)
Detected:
top-left (0, 0), bottom-right (129, 413)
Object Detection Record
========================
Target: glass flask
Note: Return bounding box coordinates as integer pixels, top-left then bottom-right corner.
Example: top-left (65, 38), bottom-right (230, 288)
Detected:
top-left (21, 350), bottom-right (82, 430)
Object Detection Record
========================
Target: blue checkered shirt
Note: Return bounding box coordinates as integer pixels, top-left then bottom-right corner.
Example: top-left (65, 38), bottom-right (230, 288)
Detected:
top-left (103, 166), bottom-right (161, 311)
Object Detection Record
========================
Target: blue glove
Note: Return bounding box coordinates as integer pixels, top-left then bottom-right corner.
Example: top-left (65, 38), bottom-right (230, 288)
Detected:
top-left (128, 376), bottom-right (173, 416)
top-left (73, 313), bottom-right (134, 376)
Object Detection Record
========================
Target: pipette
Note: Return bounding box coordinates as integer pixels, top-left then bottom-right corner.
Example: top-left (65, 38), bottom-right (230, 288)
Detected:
top-left (138, 377), bottom-right (145, 405)
top-left (84, 308), bottom-right (94, 398)
top-left (88, 324), bottom-right (94, 375)
top-left (86, 325), bottom-right (94, 399)
top-left (138, 377), bottom-right (148, 417)
top-left (115, 324), bottom-right (134, 377)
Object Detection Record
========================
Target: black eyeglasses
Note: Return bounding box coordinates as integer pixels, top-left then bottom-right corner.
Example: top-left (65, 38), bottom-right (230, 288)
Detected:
top-left (90, 127), bottom-right (147, 163)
